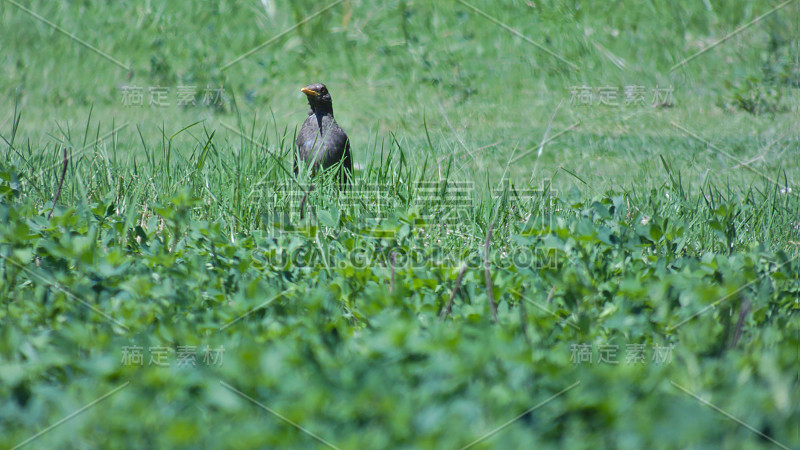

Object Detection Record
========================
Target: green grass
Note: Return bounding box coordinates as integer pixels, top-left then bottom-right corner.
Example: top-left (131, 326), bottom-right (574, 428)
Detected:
top-left (1, 0), bottom-right (799, 448)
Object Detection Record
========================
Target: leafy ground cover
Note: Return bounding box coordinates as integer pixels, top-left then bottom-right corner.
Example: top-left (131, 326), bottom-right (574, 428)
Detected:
top-left (1, 0), bottom-right (799, 448)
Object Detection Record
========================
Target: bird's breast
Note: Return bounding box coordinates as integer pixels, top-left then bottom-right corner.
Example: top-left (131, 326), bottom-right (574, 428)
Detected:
top-left (296, 114), bottom-right (348, 170)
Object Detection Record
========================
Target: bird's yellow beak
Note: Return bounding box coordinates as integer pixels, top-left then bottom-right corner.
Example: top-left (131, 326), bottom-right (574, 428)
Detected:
top-left (301, 87), bottom-right (319, 97)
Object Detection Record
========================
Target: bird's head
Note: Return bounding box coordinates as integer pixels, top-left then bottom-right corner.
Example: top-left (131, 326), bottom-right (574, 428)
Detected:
top-left (301, 83), bottom-right (333, 113)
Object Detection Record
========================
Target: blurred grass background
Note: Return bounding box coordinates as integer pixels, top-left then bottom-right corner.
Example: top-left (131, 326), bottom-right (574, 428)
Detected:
top-left (2, 0), bottom-right (798, 192)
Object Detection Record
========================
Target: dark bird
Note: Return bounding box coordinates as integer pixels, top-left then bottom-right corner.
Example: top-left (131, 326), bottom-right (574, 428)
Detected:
top-left (295, 83), bottom-right (352, 184)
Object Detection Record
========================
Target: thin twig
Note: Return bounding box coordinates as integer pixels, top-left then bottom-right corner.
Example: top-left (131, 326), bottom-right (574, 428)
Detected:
top-left (37, 147), bottom-right (69, 267)
top-left (299, 185), bottom-right (314, 220)
top-left (519, 292), bottom-right (530, 345)
top-left (440, 265), bottom-right (468, 320)
top-left (545, 286), bottom-right (555, 304)
top-left (48, 146), bottom-right (68, 220)
top-left (484, 223), bottom-right (498, 323)
top-left (728, 297), bottom-right (751, 349)
top-left (389, 251), bottom-right (396, 294)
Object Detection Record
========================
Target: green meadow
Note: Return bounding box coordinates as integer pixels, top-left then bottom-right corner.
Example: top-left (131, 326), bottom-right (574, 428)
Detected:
top-left (1, 1), bottom-right (798, 448)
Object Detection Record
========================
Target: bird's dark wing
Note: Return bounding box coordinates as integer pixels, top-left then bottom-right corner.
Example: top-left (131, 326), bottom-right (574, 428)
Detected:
top-left (296, 115), bottom-right (321, 174)
top-left (341, 139), bottom-right (353, 185)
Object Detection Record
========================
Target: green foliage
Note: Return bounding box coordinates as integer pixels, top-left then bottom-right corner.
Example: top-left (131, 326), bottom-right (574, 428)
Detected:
top-left (1, 0), bottom-right (799, 448)
top-left (1, 152), bottom-right (798, 446)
